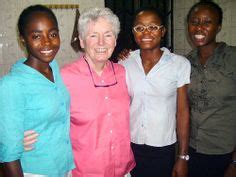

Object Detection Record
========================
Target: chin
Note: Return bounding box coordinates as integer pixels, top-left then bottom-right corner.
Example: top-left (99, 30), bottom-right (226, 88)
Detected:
top-left (191, 40), bottom-right (205, 48)
top-left (140, 45), bottom-right (158, 50)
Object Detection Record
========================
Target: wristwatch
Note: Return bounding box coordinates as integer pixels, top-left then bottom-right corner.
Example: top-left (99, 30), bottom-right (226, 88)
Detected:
top-left (178, 154), bottom-right (190, 161)
top-left (233, 160), bottom-right (236, 166)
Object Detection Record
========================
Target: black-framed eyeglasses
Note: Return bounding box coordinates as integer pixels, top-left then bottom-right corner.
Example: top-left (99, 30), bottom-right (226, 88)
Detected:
top-left (133, 24), bottom-right (163, 33)
top-left (84, 56), bottom-right (118, 88)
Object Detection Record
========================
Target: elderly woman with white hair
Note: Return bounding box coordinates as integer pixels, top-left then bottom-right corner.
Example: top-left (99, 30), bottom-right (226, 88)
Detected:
top-left (23, 7), bottom-right (135, 177)
top-left (62, 7), bottom-right (135, 177)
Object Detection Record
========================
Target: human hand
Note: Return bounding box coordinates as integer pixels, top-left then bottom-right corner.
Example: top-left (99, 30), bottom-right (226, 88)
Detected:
top-left (117, 49), bottom-right (132, 61)
top-left (23, 130), bottom-right (39, 151)
top-left (224, 162), bottom-right (236, 177)
top-left (172, 159), bottom-right (188, 177)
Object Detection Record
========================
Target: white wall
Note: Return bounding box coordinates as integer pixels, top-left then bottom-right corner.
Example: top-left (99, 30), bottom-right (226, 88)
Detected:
top-left (173, 0), bottom-right (236, 55)
top-left (0, 0), bottom-right (104, 76)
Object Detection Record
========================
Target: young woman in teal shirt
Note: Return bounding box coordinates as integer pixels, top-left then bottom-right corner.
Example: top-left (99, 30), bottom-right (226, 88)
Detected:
top-left (0, 5), bottom-right (74, 177)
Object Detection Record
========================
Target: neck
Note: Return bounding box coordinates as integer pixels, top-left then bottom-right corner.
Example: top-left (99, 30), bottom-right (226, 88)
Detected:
top-left (84, 55), bottom-right (107, 76)
top-left (140, 48), bottom-right (163, 75)
top-left (198, 42), bottom-right (218, 65)
top-left (24, 58), bottom-right (54, 82)
top-left (140, 48), bottom-right (162, 63)
top-left (24, 59), bottom-right (51, 73)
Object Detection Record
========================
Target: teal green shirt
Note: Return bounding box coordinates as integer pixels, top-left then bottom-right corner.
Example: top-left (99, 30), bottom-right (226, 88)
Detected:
top-left (0, 58), bottom-right (74, 176)
top-left (187, 42), bottom-right (236, 154)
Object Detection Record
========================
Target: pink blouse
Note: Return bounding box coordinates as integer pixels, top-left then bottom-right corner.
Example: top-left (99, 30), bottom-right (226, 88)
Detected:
top-left (61, 57), bottom-right (135, 177)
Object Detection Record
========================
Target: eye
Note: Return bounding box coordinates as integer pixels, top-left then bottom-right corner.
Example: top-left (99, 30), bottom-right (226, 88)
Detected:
top-left (133, 25), bottom-right (145, 32)
top-left (32, 34), bottom-right (41, 40)
top-left (202, 20), bottom-right (212, 26)
top-left (148, 25), bottom-right (159, 31)
top-left (90, 34), bottom-right (98, 38)
top-left (189, 20), bottom-right (199, 26)
top-left (50, 31), bottom-right (59, 38)
top-left (104, 33), bottom-right (114, 38)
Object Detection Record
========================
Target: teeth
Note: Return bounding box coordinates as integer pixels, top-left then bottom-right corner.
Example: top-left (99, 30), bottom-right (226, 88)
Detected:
top-left (141, 38), bottom-right (152, 42)
top-left (194, 35), bottom-right (205, 39)
top-left (40, 50), bottom-right (53, 54)
top-left (95, 48), bottom-right (107, 52)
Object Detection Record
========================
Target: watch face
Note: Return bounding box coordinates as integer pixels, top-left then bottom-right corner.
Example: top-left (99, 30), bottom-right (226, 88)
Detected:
top-left (185, 155), bottom-right (190, 160)
top-left (179, 155), bottom-right (190, 161)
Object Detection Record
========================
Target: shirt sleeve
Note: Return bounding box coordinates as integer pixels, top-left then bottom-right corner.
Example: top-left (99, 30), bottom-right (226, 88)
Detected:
top-left (177, 56), bottom-right (191, 88)
top-left (0, 78), bottom-right (24, 162)
top-left (226, 46), bottom-right (236, 81)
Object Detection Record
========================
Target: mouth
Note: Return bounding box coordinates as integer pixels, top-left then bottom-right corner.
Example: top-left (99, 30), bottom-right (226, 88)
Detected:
top-left (95, 48), bottom-right (107, 53)
top-left (40, 49), bottom-right (54, 55)
top-left (141, 38), bottom-right (152, 42)
top-left (194, 34), bottom-right (205, 40)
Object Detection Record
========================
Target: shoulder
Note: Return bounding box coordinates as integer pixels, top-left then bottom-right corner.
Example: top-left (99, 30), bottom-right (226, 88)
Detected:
top-left (185, 49), bottom-right (198, 64)
top-left (223, 43), bottom-right (236, 53)
top-left (220, 44), bottom-right (236, 72)
top-left (0, 75), bottom-right (22, 95)
top-left (61, 58), bottom-right (83, 75)
top-left (163, 48), bottom-right (190, 67)
top-left (112, 62), bottom-right (126, 73)
top-left (221, 43), bottom-right (236, 61)
top-left (119, 49), bottom-right (140, 67)
top-left (50, 59), bottom-right (59, 68)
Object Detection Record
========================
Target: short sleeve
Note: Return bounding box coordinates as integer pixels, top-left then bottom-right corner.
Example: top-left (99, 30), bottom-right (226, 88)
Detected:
top-left (177, 56), bottom-right (191, 88)
top-left (226, 47), bottom-right (236, 81)
top-left (0, 77), bottom-right (25, 162)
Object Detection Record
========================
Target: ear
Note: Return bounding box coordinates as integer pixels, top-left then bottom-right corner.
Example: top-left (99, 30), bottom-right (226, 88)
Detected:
top-left (79, 36), bottom-right (85, 49)
top-left (114, 37), bottom-right (117, 47)
top-left (161, 27), bottom-right (166, 38)
top-left (217, 25), bottom-right (222, 33)
top-left (20, 35), bottom-right (26, 46)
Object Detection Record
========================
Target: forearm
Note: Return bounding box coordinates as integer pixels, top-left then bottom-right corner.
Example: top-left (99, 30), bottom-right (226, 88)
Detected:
top-left (176, 86), bottom-right (190, 155)
top-left (3, 160), bottom-right (23, 177)
top-left (177, 110), bottom-right (190, 155)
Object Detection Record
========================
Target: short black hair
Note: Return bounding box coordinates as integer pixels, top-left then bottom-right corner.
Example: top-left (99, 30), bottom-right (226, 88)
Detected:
top-left (18, 4), bottom-right (58, 37)
top-left (133, 6), bottom-right (165, 26)
top-left (187, 0), bottom-right (223, 25)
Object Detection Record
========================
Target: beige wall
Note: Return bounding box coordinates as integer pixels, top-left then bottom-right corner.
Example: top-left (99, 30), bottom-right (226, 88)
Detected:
top-left (173, 0), bottom-right (236, 55)
top-left (0, 0), bottom-right (104, 76)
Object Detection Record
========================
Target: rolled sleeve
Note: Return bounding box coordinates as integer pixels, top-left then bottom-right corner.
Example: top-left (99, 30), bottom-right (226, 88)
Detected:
top-left (0, 78), bottom-right (24, 162)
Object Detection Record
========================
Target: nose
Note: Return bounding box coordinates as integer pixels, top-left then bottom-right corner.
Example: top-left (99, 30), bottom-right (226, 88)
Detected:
top-left (98, 36), bottom-right (105, 45)
top-left (43, 35), bottom-right (51, 45)
top-left (143, 27), bottom-right (150, 33)
top-left (194, 23), bottom-right (204, 32)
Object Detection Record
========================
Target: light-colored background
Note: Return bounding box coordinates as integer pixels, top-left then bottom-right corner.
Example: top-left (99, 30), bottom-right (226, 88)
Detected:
top-left (0, 0), bottom-right (235, 76)
top-left (174, 0), bottom-right (236, 54)
top-left (0, 0), bottom-right (104, 76)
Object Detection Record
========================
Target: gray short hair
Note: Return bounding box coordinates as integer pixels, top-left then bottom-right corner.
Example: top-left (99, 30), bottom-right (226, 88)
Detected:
top-left (78, 7), bottom-right (120, 39)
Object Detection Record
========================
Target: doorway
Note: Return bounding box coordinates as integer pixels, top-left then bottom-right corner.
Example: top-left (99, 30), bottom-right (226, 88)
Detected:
top-left (105, 0), bottom-right (173, 61)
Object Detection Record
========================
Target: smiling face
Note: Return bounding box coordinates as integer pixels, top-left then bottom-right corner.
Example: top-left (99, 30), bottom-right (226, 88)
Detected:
top-left (133, 10), bottom-right (166, 51)
top-left (21, 12), bottom-right (60, 65)
top-left (80, 17), bottom-right (116, 66)
top-left (188, 5), bottom-right (221, 48)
